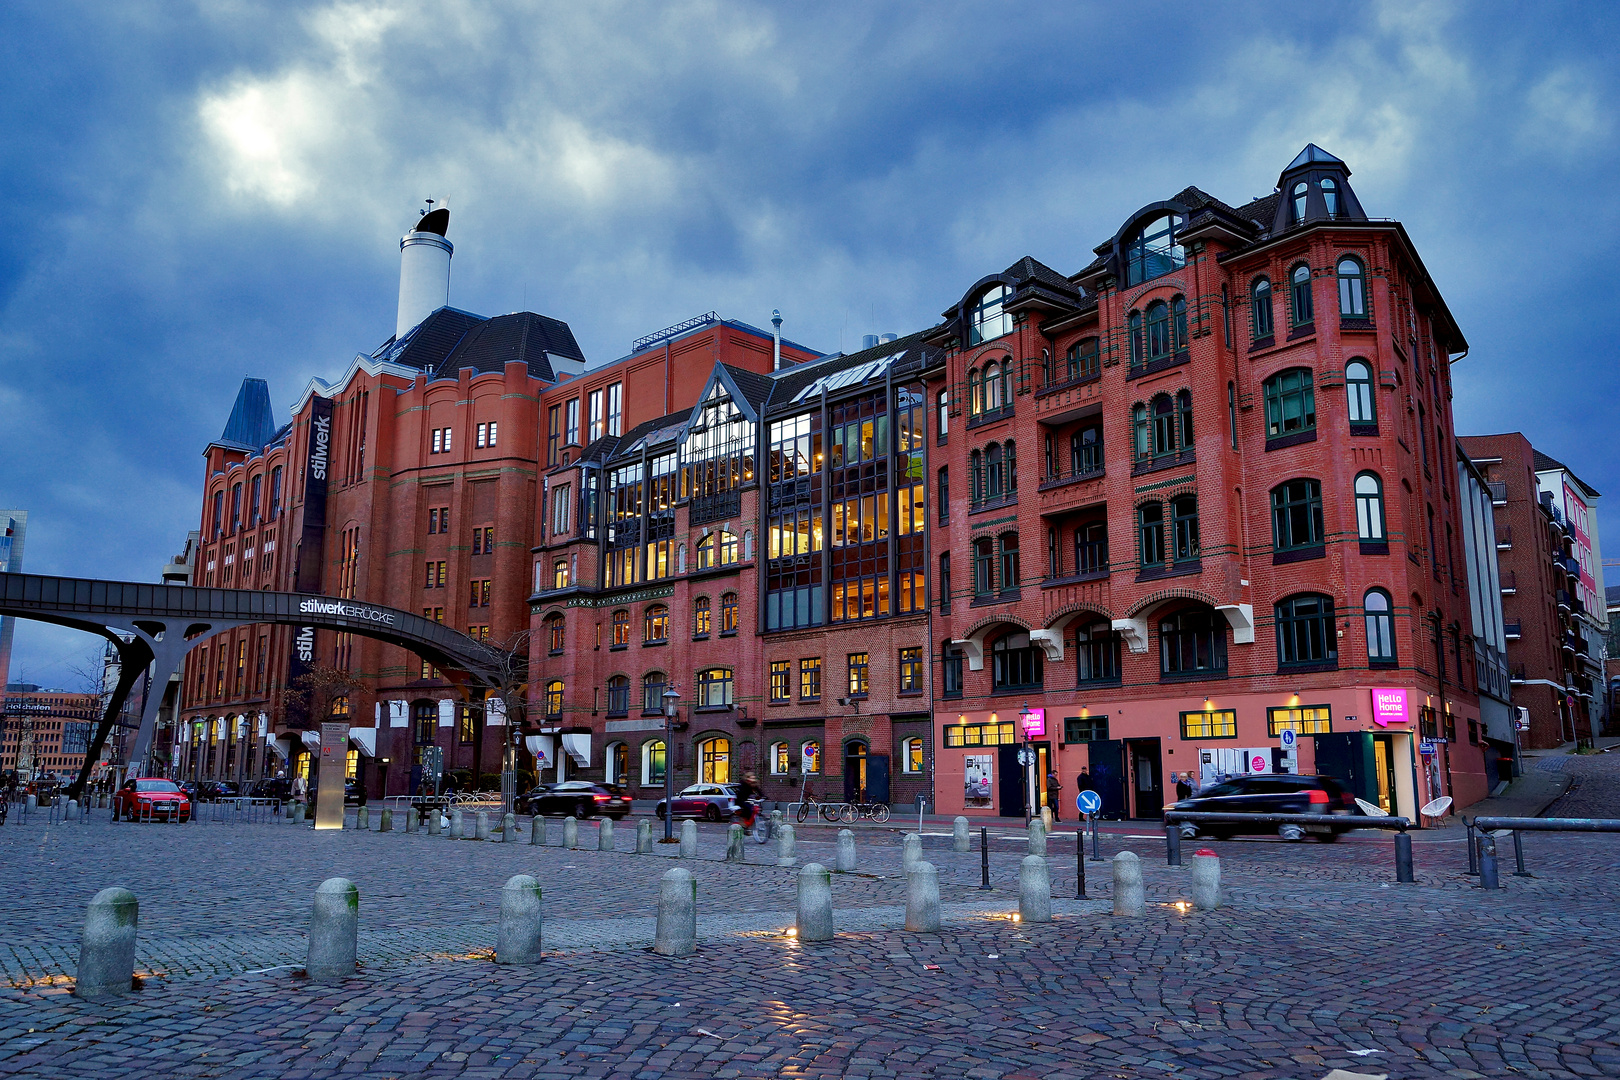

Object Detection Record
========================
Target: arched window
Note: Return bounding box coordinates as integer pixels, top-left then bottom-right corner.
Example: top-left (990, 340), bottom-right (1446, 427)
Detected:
top-left (552, 559), bottom-right (570, 589)
top-left (720, 593), bottom-right (739, 634)
top-left (718, 530), bottom-right (738, 564)
top-left (1075, 620), bottom-right (1121, 684)
top-left (1171, 493), bottom-right (1200, 561)
top-left (1132, 403), bottom-right (1151, 460)
top-left (1346, 359), bottom-right (1376, 428)
top-left (642, 739), bottom-right (666, 786)
top-left (983, 365), bottom-right (1001, 412)
top-left (1160, 607), bottom-right (1227, 675)
top-left (1320, 177), bottom-right (1339, 218)
top-left (606, 675), bottom-right (629, 715)
top-left (699, 736), bottom-right (731, 783)
top-left (769, 740), bottom-right (789, 775)
top-left (642, 671), bottom-right (667, 713)
top-left (694, 596), bottom-right (712, 636)
top-left (696, 533), bottom-right (715, 569)
top-left (802, 740), bottom-right (822, 774)
top-left (610, 609), bottom-right (630, 647)
top-left (973, 537), bottom-right (995, 596)
top-left (968, 368), bottom-right (983, 416)
top-left (999, 358), bottom-right (1015, 410)
top-left (1271, 479), bottom-right (1325, 551)
top-left (1338, 256), bottom-right (1367, 317)
top-left (1291, 264), bottom-right (1314, 326)
top-left (1263, 368), bottom-right (1316, 440)
top-left (1151, 395), bottom-right (1177, 457)
top-left (985, 443), bottom-right (1004, 499)
top-left (969, 449), bottom-right (983, 504)
top-left (606, 742), bottom-right (628, 785)
top-left (970, 284), bottom-right (1013, 344)
top-left (1172, 296), bottom-right (1188, 351)
top-left (697, 668), bottom-right (734, 708)
top-left (1067, 338), bottom-right (1100, 382)
top-left (1177, 389), bottom-right (1193, 448)
top-left (998, 532), bottom-right (1020, 589)
top-left (1005, 440), bottom-right (1017, 492)
top-left (1276, 594), bottom-right (1337, 667)
top-left (991, 630), bottom-right (1043, 690)
top-left (1145, 300), bottom-right (1171, 360)
top-left (644, 604), bottom-right (669, 643)
top-left (1123, 213), bottom-right (1185, 286)
top-left (545, 614), bottom-right (565, 654)
top-left (1356, 472), bottom-right (1387, 541)
top-left (1250, 277), bottom-right (1273, 340)
top-left (1365, 589), bottom-right (1396, 664)
top-left (1138, 502), bottom-right (1165, 567)
top-left (901, 736), bottom-right (924, 774)
top-left (544, 679), bottom-right (564, 718)
top-left (1128, 310), bottom-right (1144, 367)
top-left (1292, 181), bottom-right (1309, 223)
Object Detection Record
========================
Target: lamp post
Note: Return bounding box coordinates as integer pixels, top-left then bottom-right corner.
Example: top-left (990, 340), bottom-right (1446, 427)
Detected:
top-left (1019, 701), bottom-right (1035, 826)
top-left (662, 685), bottom-right (681, 841)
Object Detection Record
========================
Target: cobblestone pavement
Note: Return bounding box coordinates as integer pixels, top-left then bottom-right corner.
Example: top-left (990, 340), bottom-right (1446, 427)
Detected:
top-left (1543, 748), bottom-right (1620, 819)
top-left (1, 804), bottom-right (1617, 1079)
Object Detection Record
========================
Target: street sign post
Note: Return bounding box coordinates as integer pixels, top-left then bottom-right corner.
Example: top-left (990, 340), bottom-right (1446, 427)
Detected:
top-left (1279, 728), bottom-right (1297, 750)
top-left (1076, 790), bottom-right (1102, 816)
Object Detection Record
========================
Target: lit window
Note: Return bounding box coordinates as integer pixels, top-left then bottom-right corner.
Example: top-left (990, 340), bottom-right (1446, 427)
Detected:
top-left (697, 668), bottom-right (734, 708)
top-left (969, 284), bottom-right (1013, 344)
top-left (769, 661), bottom-right (790, 703)
top-left (644, 605), bottom-right (669, 643)
top-left (847, 653), bottom-right (869, 696)
top-left (544, 680), bottom-right (564, 718)
top-left (902, 737), bottom-right (924, 774)
top-left (899, 647), bottom-right (922, 692)
top-left (1268, 705), bottom-right (1332, 735)
top-left (1180, 709), bottom-right (1236, 739)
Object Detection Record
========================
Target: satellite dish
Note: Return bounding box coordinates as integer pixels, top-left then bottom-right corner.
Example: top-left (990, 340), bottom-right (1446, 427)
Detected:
top-left (1354, 798), bottom-right (1387, 817)
top-left (1420, 796), bottom-right (1453, 818)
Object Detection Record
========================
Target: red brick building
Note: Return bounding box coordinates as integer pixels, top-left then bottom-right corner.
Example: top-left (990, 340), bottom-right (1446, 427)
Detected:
top-left (924, 145), bottom-right (1486, 819)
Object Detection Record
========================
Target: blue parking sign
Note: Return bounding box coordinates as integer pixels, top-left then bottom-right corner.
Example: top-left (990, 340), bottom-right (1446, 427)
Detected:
top-left (1077, 790), bottom-right (1102, 816)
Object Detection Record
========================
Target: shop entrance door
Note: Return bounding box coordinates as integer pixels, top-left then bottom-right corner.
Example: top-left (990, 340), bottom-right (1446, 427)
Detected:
top-left (1125, 738), bottom-right (1164, 818)
top-left (1371, 734), bottom-right (1394, 815)
top-left (1087, 740), bottom-right (1126, 819)
top-left (843, 744), bottom-right (868, 802)
top-left (1034, 742), bottom-right (1051, 813)
top-left (998, 745), bottom-right (1023, 816)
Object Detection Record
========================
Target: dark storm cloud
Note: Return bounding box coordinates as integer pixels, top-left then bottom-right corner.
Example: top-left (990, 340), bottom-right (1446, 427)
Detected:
top-left (2, 0), bottom-right (1617, 684)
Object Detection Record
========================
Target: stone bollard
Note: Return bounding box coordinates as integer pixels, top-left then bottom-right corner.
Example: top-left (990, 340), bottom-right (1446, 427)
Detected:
top-left (1190, 849), bottom-right (1221, 911)
top-left (65, 799), bottom-right (80, 822)
top-left (475, 811), bottom-right (491, 841)
top-left (1028, 818), bottom-right (1047, 857)
top-left (496, 874), bottom-right (544, 965)
top-left (356, 806), bottom-right (369, 831)
top-left (426, 809), bottom-right (440, 836)
top-left (74, 887), bottom-right (138, 998)
top-left (306, 878), bottom-right (359, 983)
top-left (1040, 806), bottom-right (1053, 832)
top-left (769, 809), bottom-right (783, 842)
top-left (905, 861), bottom-right (941, 932)
top-left (402, 806), bottom-right (415, 832)
top-left (835, 829), bottom-right (857, 873)
top-left (796, 863), bottom-right (834, 942)
top-left (531, 816), bottom-right (546, 846)
top-left (1019, 855), bottom-right (1052, 924)
top-left (725, 823), bottom-right (747, 862)
top-left (379, 808), bottom-right (393, 833)
top-left (636, 818), bottom-right (653, 854)
top-left (1112, 851), bottom-right (1145, 917)
top-left (776, 823), bottom-right (797, 867)
top-left (292, 802), bottom-right (306, 824)
top-left (449, 809), bottom-right (464, 840)
top-left (502, 812), bottom-right (517, 843)
top-left (902, 832), bottom-right (922, 873)
top-left (952, 816), bottom-right (971, 853)
top-left (599, 817), bottom-right (615, 851)
top-left (26, 794), bottom-right (37, 813)
top-left (653, 867), bottom-right (697, 957)
top-left (563, 816), bottom-right (579, 850)
top-left (679, 819), bottom-right (698, 858)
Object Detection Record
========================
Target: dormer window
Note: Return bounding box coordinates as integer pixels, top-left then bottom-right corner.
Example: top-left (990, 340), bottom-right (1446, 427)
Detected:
top-left (1292, 182), bottom-right (1309, 224)
top-left (969, 285), bottom-right (1012, 345)
top-left (1320, 178), bottom-right (1339, 218)
top-left (1124, 213), bottom-right (1185, 287)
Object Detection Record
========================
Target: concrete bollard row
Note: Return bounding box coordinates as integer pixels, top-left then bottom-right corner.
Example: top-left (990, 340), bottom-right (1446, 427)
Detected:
top-left (475, 811), bottom-right (490, 841)
top-left (502, 812), bottom-right (517, 843)
top-left (835, 829), bottom-right (857, 872)
top-left (356, 806), bottom-right (369, 831)
top-left (952, 816), bottom-right (970, 853)
top-left (1112, 851), bottom-right (1145, 917)
top-left (531, 816), bottom-right (545, 845)
top-left (306, 878), bottom-right (359, 983)
top-left (1191, 849), bottom-right (1220, 911)
top-left (796, 863), bottom-right (833, 941)
top-left (636, 818), bottom-right (653, 853)
top-left (776, 823), bottom-right (796, 867)
top-left (496, 874), bottom-right (544, 964)
top-left (905, 861), bottom-right (941, 932)
top-left (1028, 818), bottom-right (1047, 857)
top-left (449, 808), bottom-right (464, 840)
top-left (725, 823), bottom-right (747, 862)
top-left (679, 819), bottom-right (698, 858)
top-left (379, 808), bottom-right (393, 833)
top-left (404, 806), bottom-right (417, 832)
top-left (74, 887), bottom-right (138, 998)
top-left (563, 816), bottom-right (578, 849)
top-left (902, 832), bottom-right (922, 873)
top-left (653, 867), bottom-right (696, 956)
top-left (1019, 855), bottom-right (1051, 923)
top-left (427, 809), bottom-right (441, 836)
top-left (599, 818), bottom-right (614, 851)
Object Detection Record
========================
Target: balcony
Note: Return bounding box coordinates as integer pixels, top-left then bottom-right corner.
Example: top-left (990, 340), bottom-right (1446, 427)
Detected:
top-left (689, 490), bottom-right (741, 527)
top-left (1038, 465), bottom-right (1105, 494)
top-left (1496, 526), bottom-right (1512, 551)
top-left (1487, 481), bottom-right (1507, 506)
top-left (1499, 571), bottom-right (1516, 596)
top-left (1503, 620), bottom-right (1521, 640)
top-left (1558, 590), bottom-right (1572, 613)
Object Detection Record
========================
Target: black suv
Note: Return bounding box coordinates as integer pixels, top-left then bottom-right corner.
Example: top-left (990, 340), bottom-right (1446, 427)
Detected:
top-left (1171, 774), bottom-right (1358, 841)
top-left (195, 780), bottom-right (241, 802)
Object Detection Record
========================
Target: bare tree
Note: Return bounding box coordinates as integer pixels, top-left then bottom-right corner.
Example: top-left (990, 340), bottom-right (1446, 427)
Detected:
top-left (459, 628), bottom-right (531, 804)
top-left (282, 664), bottom-right (365, 731)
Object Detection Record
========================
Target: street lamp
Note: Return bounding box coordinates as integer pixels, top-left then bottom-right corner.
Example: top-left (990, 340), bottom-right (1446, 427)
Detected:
top-left (1018, 701), bottom-right (1035, 826)
top-left (662, 685), bottom-right (681, 841)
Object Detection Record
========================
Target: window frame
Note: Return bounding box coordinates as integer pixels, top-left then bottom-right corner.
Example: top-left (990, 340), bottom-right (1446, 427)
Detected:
top-left (1290, 263), bottom-right (1314, 327)
top-left (696, 668), bottom-right (735, 709)
top-left (1364, 588), bottom-right (1397, 665)
top-left (768, 660), bottom-right (791, 704)
top-left (1346, 359), bottom-right (1377, 432)
top-left (643, 604), bottom-right (670, 644)
top-left (1267, 705), bottom-right (1332, 736)
top-left (1250, 277), bottom-right (1274, 341)
top-left (969, 285), bottom-right (1013, 345)
top-left (1263, 368), bottom-right (1316, 439)
top-left (1355, 472), bottom-right (1387, 542)
top-left (1275, 593), bottom-right (1338, 668)
top-left (1337, 256), bottom-right (1368, 318)
top-left (847, 652), bottom-right (869, 697)
top-left (1271, 478), bottom-right (1325, 552)
top-left (1179, 709), bottom-right (1237, 739)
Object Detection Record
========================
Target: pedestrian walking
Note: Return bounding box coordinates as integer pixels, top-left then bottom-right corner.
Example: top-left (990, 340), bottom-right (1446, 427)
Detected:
top-left (1046, 771), bottom-right (1062, 821)
top-left (1175, 772), bottom-right (1193, 801)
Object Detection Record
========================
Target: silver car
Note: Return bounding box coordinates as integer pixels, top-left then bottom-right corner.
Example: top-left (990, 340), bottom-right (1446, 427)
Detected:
top-left (655, 783), bottom-right (739, 821)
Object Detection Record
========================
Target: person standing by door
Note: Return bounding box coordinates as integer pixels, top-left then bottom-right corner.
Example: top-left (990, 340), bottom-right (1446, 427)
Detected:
top-left (1046, 771), bottom-right (1062, 821)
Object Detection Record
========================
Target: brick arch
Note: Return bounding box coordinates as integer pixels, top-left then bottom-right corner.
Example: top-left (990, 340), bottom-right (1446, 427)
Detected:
top-left (964, 612), bottom-right (1030, 639)
top-left (1044, 602), bottom-right (1117, 631)
top-left (1126, 587), bottom-right (1221, 620)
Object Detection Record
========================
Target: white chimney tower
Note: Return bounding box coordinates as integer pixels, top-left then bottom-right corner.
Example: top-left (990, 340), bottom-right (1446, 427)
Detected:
top-left (396, 204), bottom-right (452, 340)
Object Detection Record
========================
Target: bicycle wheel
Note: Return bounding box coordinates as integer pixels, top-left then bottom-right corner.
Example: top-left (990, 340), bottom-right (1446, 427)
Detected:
top-left (839, 804), bottom-right (856, 824)
top-left (796, 803), bottom-right (809, 823)
top-left (870, 804), bottom-right (890, 823)
top-left (822, 805), bottom-right (841, 823)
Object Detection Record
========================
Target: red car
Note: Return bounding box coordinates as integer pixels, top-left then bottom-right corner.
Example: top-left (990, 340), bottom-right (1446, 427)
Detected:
top-left (113, 777), bottom-right (193, 822)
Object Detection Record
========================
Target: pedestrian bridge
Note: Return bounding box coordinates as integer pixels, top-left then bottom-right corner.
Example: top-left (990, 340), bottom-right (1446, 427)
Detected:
top-left (0, 572), bottom-right (502, 795)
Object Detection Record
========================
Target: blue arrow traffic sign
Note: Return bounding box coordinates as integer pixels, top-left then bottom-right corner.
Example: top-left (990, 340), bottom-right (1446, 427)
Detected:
top-left (1076, 790), bottom-right (1102, 815)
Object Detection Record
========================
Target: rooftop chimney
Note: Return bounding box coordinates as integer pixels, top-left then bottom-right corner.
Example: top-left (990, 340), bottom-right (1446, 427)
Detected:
top-left (396, 203), bottom-right (453, 341)
top-left (772, 310), bottom-right (784, 370)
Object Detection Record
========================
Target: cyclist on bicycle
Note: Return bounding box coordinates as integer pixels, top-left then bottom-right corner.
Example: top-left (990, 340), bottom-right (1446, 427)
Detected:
top-left (732, 771), bottom-right (764, 839)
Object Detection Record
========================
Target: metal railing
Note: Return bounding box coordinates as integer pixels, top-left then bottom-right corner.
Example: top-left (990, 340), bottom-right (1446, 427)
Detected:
top-left (1162, 810), bottom-right (1414, 881)
top-left (1467, 816), bottom-right (1620, 888)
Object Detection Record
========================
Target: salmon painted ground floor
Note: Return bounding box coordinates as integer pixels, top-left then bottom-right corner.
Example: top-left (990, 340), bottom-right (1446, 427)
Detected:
top-left (935, 683), bottom-right (1495, 822)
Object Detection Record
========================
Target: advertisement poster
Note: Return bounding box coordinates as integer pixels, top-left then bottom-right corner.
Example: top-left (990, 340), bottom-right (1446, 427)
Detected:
top-left (964, 754), bottom-right (993, 809)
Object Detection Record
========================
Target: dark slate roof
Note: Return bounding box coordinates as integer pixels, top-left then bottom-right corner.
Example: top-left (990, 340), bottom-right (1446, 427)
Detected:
top-left (436, 311), bottom-right (583, 381)
top-left (765, 330), bottom-right (941, 415)
top-left (1286, 143), bottom-right (1343, 170)
top-left (593, 409), bottom-right (692, 465)
top-left (1533, 450), bottom-right (1601, 498)
top-left (215, 378), bottom-right (277, 451)
top-left (1005, 255), bottom-right (1080, 297)
top-left (721, 363), bottom-right (774, 413)
top-left (373, 306), bottom-right (485, 370)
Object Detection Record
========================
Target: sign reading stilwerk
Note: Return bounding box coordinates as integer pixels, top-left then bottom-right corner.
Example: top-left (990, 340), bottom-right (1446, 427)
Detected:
top-left (298, 598), bottom-right (398, 626)
top-left (289, 396), bottom-right (334, 689)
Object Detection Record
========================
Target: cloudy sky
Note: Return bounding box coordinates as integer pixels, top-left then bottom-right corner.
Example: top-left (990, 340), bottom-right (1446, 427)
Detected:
top-left (2, 0), bottom-right (1617, 686)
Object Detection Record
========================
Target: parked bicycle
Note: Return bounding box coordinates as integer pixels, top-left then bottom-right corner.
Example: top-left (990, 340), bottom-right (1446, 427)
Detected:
top-left (839, 801), bottom-right (891, 824)
top-left (795, 792), bottom-right (844, 823)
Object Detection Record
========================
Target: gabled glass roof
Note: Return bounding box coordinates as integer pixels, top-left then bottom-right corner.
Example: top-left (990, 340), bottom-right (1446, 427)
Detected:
top-left (1286, 143), bottom-right (1344, 170)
